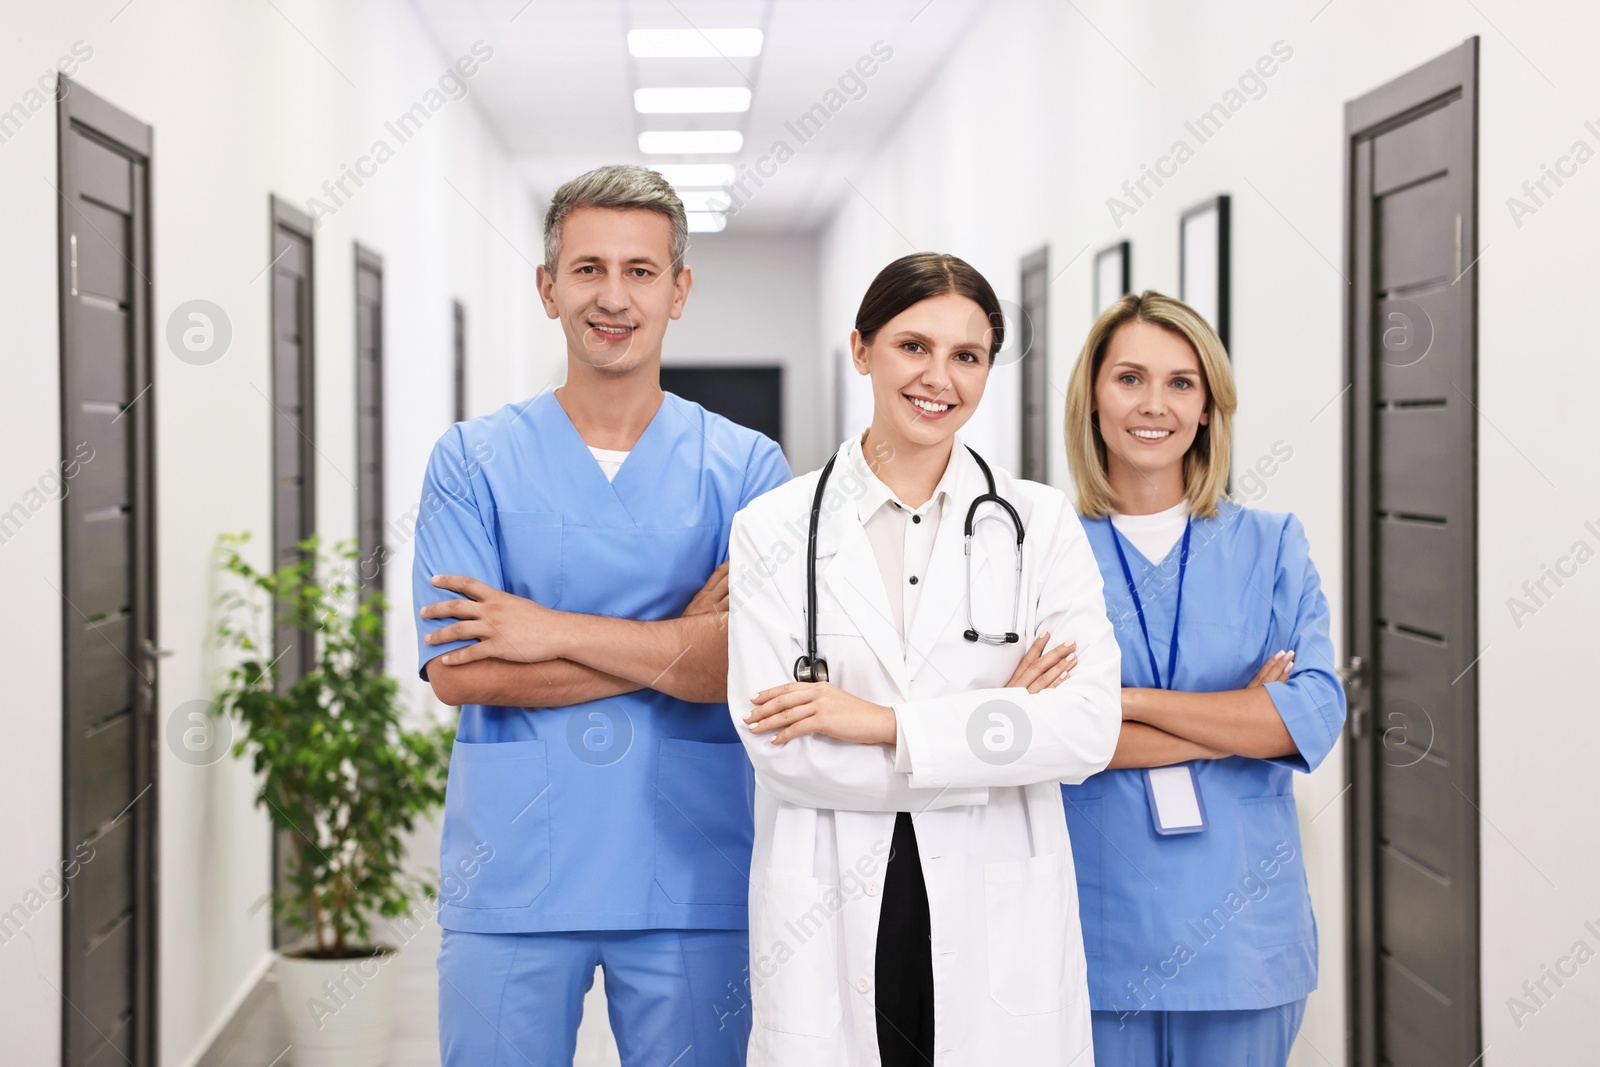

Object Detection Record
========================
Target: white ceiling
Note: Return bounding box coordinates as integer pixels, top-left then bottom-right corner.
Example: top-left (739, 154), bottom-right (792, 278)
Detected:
top-left (409, 0), bottom-right (987, 232)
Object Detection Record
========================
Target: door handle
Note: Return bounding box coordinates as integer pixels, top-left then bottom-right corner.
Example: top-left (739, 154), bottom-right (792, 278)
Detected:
top-left (138, 639), bottom-right (175, 688)
top-left (1339, 656), bottom-right (1369, 739)
top-left (1337, 655), bottom-right (1365, 690)
top-left (1454, 212), bottom-right (1462, 278)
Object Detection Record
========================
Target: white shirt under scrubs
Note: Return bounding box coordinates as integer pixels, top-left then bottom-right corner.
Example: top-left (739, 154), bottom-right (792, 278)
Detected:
top-left (588, 445), bottom-right (630, 481)
top-left (1109, 498), bottom-right (1189, 564)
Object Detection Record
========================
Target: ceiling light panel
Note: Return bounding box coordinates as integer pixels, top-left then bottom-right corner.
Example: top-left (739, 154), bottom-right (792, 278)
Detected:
top-left (686, 212), bottom-right (728, 233)
top-left (650, 163), bottom-right (736, 186)
top-left (638, 130), bottom-right (743, 154)
top-left (627, 28), bottom-right (763, 58)
top-left (634, 87), bottom-right (752, 113)
top-left (676, 189), bottom-right (735, 213)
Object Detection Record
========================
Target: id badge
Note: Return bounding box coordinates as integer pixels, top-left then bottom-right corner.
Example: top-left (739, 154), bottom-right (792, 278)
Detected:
top-left (1143, 764), bottom-right (1208, 836)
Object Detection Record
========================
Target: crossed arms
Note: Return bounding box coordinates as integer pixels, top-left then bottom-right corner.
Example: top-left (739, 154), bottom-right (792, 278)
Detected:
top-left (1108, 650), bottom-right (1299, 768)
top-left (420, 562), bottom-right (1304, 763)
top-left (422, 563), bottom-right (732, 708)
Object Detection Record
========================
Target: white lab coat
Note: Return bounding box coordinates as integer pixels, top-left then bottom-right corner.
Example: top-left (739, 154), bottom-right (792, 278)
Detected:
top-left (728, 435), bottom-right (1122, 1066)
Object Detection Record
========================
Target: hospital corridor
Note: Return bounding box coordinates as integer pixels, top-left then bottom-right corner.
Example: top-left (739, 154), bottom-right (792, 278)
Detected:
top-left (2, 1), bottom-right (1597, 1064)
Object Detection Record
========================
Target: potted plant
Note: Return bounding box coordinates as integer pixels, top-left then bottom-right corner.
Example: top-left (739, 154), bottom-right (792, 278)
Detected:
top-left (213, 533), bottom-right (453, 1067)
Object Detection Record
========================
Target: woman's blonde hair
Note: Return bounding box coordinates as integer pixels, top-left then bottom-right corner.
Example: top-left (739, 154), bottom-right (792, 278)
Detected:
top-left (1063, 290), bottom-right (1236, 519)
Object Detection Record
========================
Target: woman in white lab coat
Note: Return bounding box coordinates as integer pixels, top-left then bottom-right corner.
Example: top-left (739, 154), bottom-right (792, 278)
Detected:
top-left (728, 252), bottom-right (1124, 1066)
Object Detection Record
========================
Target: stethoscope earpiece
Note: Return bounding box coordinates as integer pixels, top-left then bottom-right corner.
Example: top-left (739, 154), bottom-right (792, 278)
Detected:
top-left (963, 629), bottom-right (1023, 645)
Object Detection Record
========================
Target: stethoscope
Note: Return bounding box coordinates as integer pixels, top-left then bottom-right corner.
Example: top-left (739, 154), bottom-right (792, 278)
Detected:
top-left (793, 443), bottom-right (1026, 684)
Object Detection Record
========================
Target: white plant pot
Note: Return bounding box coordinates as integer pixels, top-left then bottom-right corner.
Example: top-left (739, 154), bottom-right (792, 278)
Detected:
top-left (275, 943), bottom-right (399, 1067)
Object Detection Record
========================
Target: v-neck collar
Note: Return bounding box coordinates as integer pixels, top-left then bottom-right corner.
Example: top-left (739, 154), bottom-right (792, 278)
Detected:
top-left (539, 389), bottom-right (678, 526)
top-left (1109, 501), bottom-right (1190, 569)
top-left (1113, 531), bottom-right (1183, 571)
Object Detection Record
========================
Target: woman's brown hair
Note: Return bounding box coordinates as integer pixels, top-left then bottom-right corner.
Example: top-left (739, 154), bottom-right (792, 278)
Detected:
top-left (855, 252), bottom-right (1004, 361)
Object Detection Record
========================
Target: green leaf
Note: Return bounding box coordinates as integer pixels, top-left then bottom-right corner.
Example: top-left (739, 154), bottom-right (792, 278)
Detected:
top-left (211, 532), bottom-right (452, 951)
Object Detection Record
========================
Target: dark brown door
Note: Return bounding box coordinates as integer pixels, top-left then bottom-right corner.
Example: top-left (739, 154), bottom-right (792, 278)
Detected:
top-left (269, 196), bottom-right (316, 947)
top-left (56, 76), bottom-right (158, 1067)
top-left (1018, 247), bottom-right (1049, 481)
top-left (354, 244), bottom-right (385, 609)
top-left (270, 196), bottom-right (317, 680)
top-left (1343, 38), bottom-right (1480, 1067)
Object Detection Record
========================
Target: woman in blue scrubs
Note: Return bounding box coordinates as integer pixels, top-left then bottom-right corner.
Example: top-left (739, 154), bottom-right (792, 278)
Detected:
top-left (1059, 291), bottom-right (1346, 1065)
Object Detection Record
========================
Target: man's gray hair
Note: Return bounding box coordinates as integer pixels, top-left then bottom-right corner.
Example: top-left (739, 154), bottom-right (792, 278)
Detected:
top-left (543, 164), bottom-right (688, 277)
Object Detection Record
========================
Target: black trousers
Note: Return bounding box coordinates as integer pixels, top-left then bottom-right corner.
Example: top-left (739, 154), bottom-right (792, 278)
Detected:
top-left (875, 810), bottom-right (935, 1065)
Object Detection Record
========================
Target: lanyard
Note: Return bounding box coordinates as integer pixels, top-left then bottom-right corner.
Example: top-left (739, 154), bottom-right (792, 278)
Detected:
top-left (1110, 518), bottom-right (1192, 691)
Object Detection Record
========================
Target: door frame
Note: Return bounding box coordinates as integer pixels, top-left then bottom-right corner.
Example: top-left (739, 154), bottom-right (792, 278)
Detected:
top-left (1018, 246), bottom-right (1049, 482)
top-left (1341, 37), bottom-right (1481, 1067)
top-left (452, 298), bottom-right (466, 425)
top-left (268, 193), bottom-right (317, 677)
top-left (268, 194), bottom-right (316, 948)
top-left (353, 242), bottom-right (385, 605)
top-left (55, 74), bottom-right (159, 1067)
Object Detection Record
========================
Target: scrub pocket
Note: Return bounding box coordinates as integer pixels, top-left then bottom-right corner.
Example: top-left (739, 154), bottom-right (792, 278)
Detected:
top-left (495, 509), bottom-right (563, 609)
top-left (654, 738), bottom-right (753, 906)
top-left (441, 739), bottom-right (551, 909)
top-left (1185, 620), bottom-right (1269, 688)
top-left (751, 869), bottom-right (843, 1037)
top-left (1234, 794), bottom-right (1315, 948)
top-left (984, 850), bottom-right (1072, 1015)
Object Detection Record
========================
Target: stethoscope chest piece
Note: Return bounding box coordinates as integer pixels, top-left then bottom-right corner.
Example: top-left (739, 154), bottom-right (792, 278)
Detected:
top-left (793, 654), bottom-right (828, 684)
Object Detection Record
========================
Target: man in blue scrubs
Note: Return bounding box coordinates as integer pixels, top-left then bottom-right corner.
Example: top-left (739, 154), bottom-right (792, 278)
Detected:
top-left (412, 165), bottom-right (790, 1066)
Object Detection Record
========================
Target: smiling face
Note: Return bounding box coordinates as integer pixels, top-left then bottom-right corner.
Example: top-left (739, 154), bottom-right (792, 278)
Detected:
top-left (536, 206), bottom-right (692, 375)
top-left (854, 290), bottom-right (994, 452)
top-left (1092, 319), bottom-right (1211, 489)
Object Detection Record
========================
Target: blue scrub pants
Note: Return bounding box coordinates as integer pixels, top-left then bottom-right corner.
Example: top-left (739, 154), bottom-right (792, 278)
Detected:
top-left (438, 928), bottom-right (750, 1067)
top-left (1090, 999), bottom-right (1306, 1066)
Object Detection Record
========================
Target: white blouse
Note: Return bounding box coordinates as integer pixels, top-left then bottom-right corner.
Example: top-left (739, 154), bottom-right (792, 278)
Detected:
top-left (852, 440), bottom-right (951, 650)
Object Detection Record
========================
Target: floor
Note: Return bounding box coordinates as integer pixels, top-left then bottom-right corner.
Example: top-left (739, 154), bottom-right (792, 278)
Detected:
top-left (196, 819), bottom-right (622, 1067)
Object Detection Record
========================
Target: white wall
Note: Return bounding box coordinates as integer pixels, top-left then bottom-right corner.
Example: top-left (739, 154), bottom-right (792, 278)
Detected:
top-left (662, 231), bottom-right (829, 472)
top-left (4, 1), bottom-right (1595, 1062)
top-left (0, 3), bottom-right (561, 1063)
top-left (816, 1), bottom-right (1600, 1062)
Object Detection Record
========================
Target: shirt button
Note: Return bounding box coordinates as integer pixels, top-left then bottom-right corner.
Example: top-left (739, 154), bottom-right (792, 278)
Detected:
top-left (909, 576), bottom-right (918, 585)
top-left (912, 514), bottom-right (922, 524)
top-left (866, 880), bottom-right (881, 896)
top-left (856, 976), bottom-right (871, 994)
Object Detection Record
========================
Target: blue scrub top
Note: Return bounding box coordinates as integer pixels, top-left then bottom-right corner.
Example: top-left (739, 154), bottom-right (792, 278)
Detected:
top-left (1062, 501), bottom-right (1345, 1014)
top-left (412, 390), bottom-right (791, 934)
